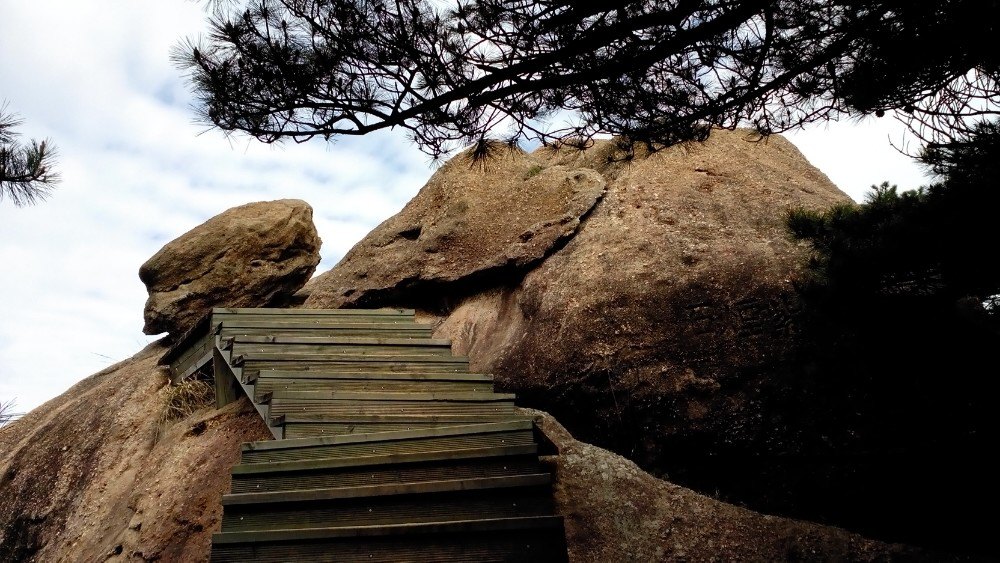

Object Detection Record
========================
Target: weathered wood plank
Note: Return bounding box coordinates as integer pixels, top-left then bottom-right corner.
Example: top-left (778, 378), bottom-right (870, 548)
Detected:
top-left (270, 391), bottom-right (515, 402)
top-left (256, 370), bottom-right (492, 382)
top-left (242, 420), bottom-right (532, 451)
top-left (230, 453), bottom-right (542, 493)
top-left (228, 335), bottom-right (451, 346)
top-left (223, 474), bottom-right (551, 505)
top-left (220, 486), bottom-right (555, 531)
top-left (230, 445), bottom-right (539, 476)
top-left (240, 430), bottom-right (536, 464)
top-left (212, 515), bottom-right (564, 543)
top-left (219, 320), bottom-right (428, 330)
top-left (212, 307), bottom-right (415, 315)
top-left (254, 379), bottom-right (493, 400)
top-left (214, 346), bottom-right (242, 408)
top-left (229, 343), bottom-right (453, 357)
top-left (211, 521), bottom-right (568, 563)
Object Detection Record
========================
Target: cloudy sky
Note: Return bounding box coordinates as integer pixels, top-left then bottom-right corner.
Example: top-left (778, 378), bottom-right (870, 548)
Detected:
top-left (0, 1), bottom-right (931, 416)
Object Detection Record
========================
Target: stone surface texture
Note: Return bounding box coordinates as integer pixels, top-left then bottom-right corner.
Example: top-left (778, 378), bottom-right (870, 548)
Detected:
top-left (304, 131), bottom-right (851, 471)
top-left (140, 199), bottom-right (321, 336)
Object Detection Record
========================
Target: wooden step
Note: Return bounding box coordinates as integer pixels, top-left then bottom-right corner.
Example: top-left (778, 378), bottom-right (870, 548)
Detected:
top-left (266, 395), bottom-right (516, 421)
top-left (253, 376), bottom-right (493, 401)
top-left (240, 422), bottom-right (535, 464)
top-left (243, 369), bottom-right (491, 387)
top-left (234, 353), bottom-right (470, 374)
top-left (224, 473), bottom-right (551, 506)
top-left (214, 315), bottom-right (417, 327)
top-left (269, 391), bottom-right (515, 402)
top-left (220, 477), bottom-right (555, 532)
top-left (226, 335), bottom-right (451, 347)
top-left (220, 326), bottom-right (434, 340)
top-left (280, 414), bottom-right (529, 438)
top-left (214, 514), bottom-right (564, 542)
top-left (253, 370), bottom-right (493, 382)
top-left (230, 449), bottom-right (542, 493)
top-left (210, 517), bottom-right (568, 563)
top-left (231, 444), bottom-right (540, 477)
top-left (227, 339), bottom-right (453, 357)
top-left (213, 307), bottom-right (415, 317)
top-left (219, 319), bottom-right (432, 332)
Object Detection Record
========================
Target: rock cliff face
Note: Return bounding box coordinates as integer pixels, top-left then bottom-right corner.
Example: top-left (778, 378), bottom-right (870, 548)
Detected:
top-left (140, 199), bottom-right (321, 336)
top-left (304, 150), bottom-right (608, 305)
top-left (303, 130), bottom-right (851, 479)
top-left (0, 351), bottom-right (936, 562)
top-left (0, 344), bottom-right (270, 563)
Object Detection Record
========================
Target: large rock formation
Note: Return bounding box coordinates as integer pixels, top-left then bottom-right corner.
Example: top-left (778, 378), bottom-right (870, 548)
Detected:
top-left (140, 199), bottom-right (321, 336)
top-left (306, 150), bottom-right (607, 305)
top-left (528, 409), bottom-right (932, 562)
top-left (303, 130), bottom-right (849, 478)
top-left (0, 344), bottom-right (271, 562)
top-left (0, 351), bottom-right (943, 561)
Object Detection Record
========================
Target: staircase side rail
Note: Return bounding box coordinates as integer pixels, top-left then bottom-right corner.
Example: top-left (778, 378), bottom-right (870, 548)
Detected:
top-left (214, 345), bottom-right (282, 440)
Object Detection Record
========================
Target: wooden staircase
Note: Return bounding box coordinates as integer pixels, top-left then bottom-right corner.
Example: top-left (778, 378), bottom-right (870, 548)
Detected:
top-left (161, 308), bottom-right (568, 562)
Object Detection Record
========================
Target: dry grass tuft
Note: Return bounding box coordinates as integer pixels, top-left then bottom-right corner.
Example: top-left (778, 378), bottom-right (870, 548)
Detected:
top-left (159, 379), bottom-right (215, 426)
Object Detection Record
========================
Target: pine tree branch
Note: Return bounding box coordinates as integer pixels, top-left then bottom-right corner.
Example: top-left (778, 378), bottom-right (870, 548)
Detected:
top-left (0, 105), bottom-right (59, 207)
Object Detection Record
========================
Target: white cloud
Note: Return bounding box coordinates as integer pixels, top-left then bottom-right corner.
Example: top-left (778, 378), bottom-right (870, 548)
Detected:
top-left (785, 117), bottom-right (933, 201)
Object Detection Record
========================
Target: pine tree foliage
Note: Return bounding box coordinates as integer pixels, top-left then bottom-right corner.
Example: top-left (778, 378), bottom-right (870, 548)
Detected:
top-left (789, 122), bottom-right (1000, 308)
top-left (177, 0), bottom-right (1000, 159)
top-left (0, 106), bottom-right (58, 207)
top-left (781, 122), bottom-right (1000, 550)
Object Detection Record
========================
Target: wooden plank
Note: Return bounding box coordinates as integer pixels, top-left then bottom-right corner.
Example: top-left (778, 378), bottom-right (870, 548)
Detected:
top-left (267, 402), bottom-right (516, 420)
top-left (170, 331), bottom-right (214, 370)
top-left (171, 348), bottom-right (213, 384)
top-left (282, 420), bottom-right (515, 439)
top-left (230, 445), bottom-right (540, 476)
top-left (253, 378), bottom-right (493, 400)
top-left (235, 356), bottom-right (471, 375)
top-left (214, 346), bottom-right (242, 408)
top-left (230, 455), bottom-right (542, 493)
top-left (220, 486), bottom-right (555, 532)
top-left (242, 420), bottom-right (532, 452)
top-left (170, 335), bottom-right (214, 382)
top-left (279, 414), bottom-right (532, 424)
top-left (228, 336), bottom-right (450, 347)
top-left (219, 320), bottom-right (429, 331)
top-left (271, 391), bottom-right (516, 402)
top-left (158, 313), bottom-right (216, 366)
top-left (212, 307), bottom-right (415, 315)
top-left (212, 515), bottom-right (564, 543)
top-left (235, 352), bottom-right (468, 363)
top-left (239, 362), bottom-right (470, 376)
top-left (211, 522), bottom-right (568, 563)
top-left (228, 343), bottom-right (452, 357)
top-left (256, 370), bottom-right (492, 382)
top-left (223, 474), bottom-right (552, 505)
top-left (221, 329), bottom-right (434, 340)
top-left (240, 430), bottom-right (536, 464)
